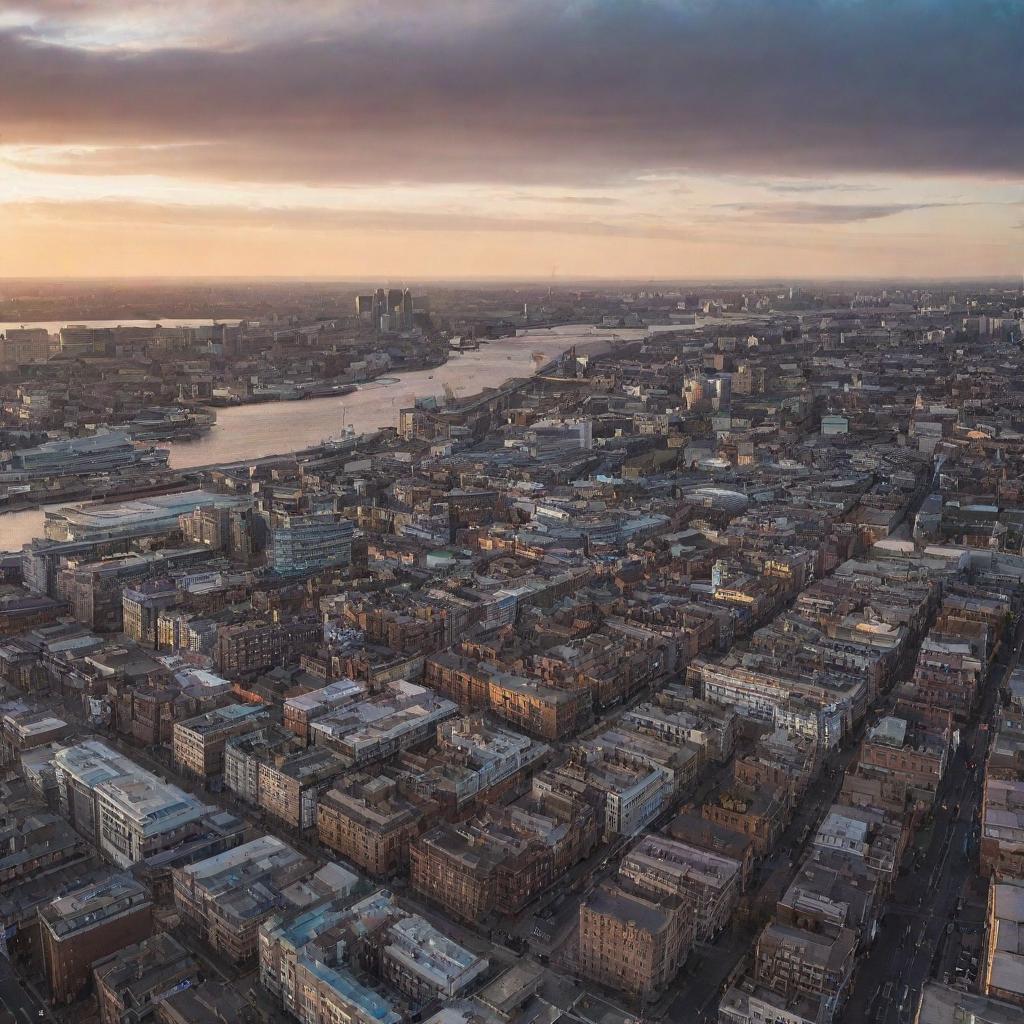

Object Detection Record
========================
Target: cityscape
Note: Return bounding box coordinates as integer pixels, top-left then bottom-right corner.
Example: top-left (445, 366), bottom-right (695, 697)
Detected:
top-left (1, 4), bottom-right (1023, 1024)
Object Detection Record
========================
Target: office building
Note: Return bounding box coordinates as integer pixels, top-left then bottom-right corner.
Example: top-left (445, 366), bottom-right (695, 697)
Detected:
top-left (269, 512), bottom-right (354, 576)
top-left (54, 740), bottom-right (209, 867)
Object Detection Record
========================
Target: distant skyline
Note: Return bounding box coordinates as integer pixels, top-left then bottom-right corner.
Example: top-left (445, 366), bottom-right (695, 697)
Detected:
top-left (0, 0), bottom-right (1021, 280)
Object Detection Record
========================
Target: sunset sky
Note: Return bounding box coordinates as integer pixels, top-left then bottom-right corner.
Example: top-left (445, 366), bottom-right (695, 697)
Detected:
top-left (0, 0), bottom-right (1020, 280)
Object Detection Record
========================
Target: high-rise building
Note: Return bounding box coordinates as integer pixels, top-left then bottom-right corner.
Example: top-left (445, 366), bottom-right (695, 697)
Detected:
top-left (355, 294), bottom-right (374, 321)
top-left (268, 512), bottom-right (354, 576)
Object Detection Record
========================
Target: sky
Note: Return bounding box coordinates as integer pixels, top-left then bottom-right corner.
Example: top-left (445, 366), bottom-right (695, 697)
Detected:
top-left (0, 0), bottom-right (1021, 281)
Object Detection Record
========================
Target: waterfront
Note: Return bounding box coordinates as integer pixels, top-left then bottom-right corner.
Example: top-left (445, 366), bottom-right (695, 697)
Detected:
top-left (0, 318), bottom-right (241, 336)
top-left (0, 326), bottom-right (634, 551)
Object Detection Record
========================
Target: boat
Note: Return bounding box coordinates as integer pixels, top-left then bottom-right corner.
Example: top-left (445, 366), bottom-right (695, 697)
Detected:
top-left (127, 406), bottom-right (216, 442)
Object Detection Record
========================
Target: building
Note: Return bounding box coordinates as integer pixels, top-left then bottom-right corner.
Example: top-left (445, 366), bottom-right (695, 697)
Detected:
top-left (2, 430), bottom-right (168, 480)
top-left (535, 749), bottom-right (673, 839)
top-left (179, 501), bottom-right (258, 560)
top-left (172, 835), bottom-right (317, 963)
top-left (703, 787), bottom-right (788, 857)
top-left (981, 776), bottom-right (1024, 878)
top-left (403, 715), bottom-right (551, 817)
top-left (383, 912), bottom-right (488, 1002)
top-left (0, 702), bottom-right (69, 765)
top-left (43, 489), bottom-right (250, 544)
top-left (620, 833), bottom-right (741, 941)
top-left (39, 874), bottom-right (153, 1004)
top-left (984, 881), bottom-right (1024, 1007)
top-left (54, 740), bottom-right (210, 867)
top-left (214, 617), bottom-right (321, 677)
top-left (914, 982), bottom-right (1024, 1024)
top-left (172, 702), bottom-right (271, 778)
top-left (408, 791), bottom-right (597, 924)
top-left (282, 678), bottom-right (365, 742)
top-left (260, 895), bottom-right (395, 1022)
top-left (224, 726), bottom-right (347, 828)
top-left (93, 933), bottom-right (199, 1024)
top-left (156, 981), bottom-right (255, 1024)
top-left (317, 774), bottom-right (430, 877)
top-left (309, 680), bottom-right (458, 766)
top-left (268, 512), bottom-right (354, 576)
top-left (753, 920), bottom-right (857, 1021)
top-left (121, 579), bottom-right (179, 647)
top-left (577, 882), bottom-right (690, 1001)
top-left (720, 980), bottom-right (831, 1024)
top-left (410, 818), bottom-right (552, 922)
top-left (624, 698), bottom-right (736, 764)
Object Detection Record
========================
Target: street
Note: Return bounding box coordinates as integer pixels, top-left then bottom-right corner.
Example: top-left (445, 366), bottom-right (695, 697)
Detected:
top-left (842, 607), bottom-right (1023, 1022)
top-left (0, 956), bottom-right (47, 1024)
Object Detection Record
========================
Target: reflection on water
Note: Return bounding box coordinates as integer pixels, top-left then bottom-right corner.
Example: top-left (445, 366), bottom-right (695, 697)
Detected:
top-left (0, 327), bottom-right (632, 551)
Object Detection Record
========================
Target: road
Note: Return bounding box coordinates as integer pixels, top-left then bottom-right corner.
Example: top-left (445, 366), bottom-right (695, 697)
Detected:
top-left (0, 956), bottom-right (47, 1023)
top-left (842, 608), bottom-right (1024, 1022)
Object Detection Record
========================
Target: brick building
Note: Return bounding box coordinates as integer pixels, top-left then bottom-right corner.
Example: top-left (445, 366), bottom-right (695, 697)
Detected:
top-left (577, 882), bottom-right (690, 1001)
top-left (39, 874), bottom-right (153, 1005)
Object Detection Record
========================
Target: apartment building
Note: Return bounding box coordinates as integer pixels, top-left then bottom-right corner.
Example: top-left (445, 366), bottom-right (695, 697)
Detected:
top-left (224, 726), bottom-right (347, 828)
top-left (317, 774), bottom-right (431, 877)
top-left (577, 882), bottom-right (690, 1001)
top-left (172, 835), bottom-right (317, 963)
top-left (93, 933), bottom-right (198, 1024)
top-left (281, 677), bottom-right (365, 742)
top-left (620, 833), bottom-right (742, 941)
top-left (39, 874), bottom-right (153, 1004)
top-left (309, 680), bottom-right (458, 766)
top-left (172, 701), bottom-right (271, 778)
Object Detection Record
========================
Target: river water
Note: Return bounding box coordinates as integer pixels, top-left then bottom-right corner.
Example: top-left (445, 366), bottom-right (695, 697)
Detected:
top-left (0, 326), bottom-right (639, 551)
top-left (0, 318), bottom-right (241, 336)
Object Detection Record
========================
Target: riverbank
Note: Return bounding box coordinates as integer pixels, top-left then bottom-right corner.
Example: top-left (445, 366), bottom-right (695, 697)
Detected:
top-left (0, 326), bottom-right (633, 551)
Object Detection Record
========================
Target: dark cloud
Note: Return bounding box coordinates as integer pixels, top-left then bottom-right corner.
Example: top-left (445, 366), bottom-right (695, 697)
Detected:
top-left (0, 0), bottom-right (1020, 188)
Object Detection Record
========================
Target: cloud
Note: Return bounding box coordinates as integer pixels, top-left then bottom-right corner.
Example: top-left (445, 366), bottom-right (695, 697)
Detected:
top-left (2, 196), bottom-right (701, 240)
top-left (0, 0), bottom-right (1019, 189)
top-left (761, 182), bottom-right (887, 195)
top-left (717, 201), bottom-right (961, 224)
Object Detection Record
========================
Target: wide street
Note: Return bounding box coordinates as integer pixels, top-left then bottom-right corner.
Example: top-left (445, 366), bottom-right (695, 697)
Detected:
top-left (842, 606), bottom-right (1024, 1022)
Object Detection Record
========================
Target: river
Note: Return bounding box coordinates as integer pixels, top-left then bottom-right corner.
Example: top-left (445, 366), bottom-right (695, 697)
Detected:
top-left (0, 326), bottom-right (641, 551)
top-left (0, 318), bottom-right (241, 336)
